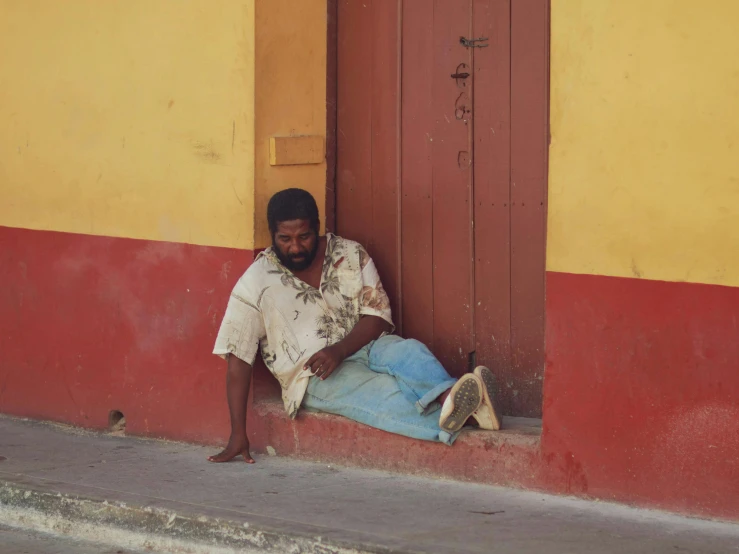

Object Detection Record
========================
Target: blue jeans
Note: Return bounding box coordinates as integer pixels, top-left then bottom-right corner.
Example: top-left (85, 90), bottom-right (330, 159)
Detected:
top-left (302, 335), bottom-right (460, 445)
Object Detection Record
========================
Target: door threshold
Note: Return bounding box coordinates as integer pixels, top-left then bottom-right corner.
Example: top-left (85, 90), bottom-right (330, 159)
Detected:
top-left (248, 398), bottom-right (544, 489)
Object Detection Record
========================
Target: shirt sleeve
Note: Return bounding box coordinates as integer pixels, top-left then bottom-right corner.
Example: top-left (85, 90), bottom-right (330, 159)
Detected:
top-left (357, 245), bottom-right (395, 332)
top-left (212, 278), bottom-right (266, 365)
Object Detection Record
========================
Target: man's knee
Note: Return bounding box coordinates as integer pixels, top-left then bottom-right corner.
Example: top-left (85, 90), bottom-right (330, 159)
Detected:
top-left (397, 338), bottom-right (432, 356)
top-left (373, 335), bottom-right (433, 362)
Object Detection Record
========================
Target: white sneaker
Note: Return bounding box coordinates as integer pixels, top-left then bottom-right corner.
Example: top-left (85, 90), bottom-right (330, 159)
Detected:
top-left (471, 366), bottom-right (502, 431)
top-left (439, 374), bottom-right (483, 433)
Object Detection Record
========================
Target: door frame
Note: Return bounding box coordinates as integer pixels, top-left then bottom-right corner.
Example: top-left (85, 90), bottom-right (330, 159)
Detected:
top-left (325, 0), bottom-right (339, 234)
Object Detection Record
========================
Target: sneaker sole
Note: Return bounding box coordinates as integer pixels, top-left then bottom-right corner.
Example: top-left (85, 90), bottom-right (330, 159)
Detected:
top-left (474, 366), bottom-right (502, 431)
top-left (440, 375), bottom-right (482, 433)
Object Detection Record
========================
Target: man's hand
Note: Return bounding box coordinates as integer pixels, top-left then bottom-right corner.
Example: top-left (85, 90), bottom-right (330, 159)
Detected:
top-left (304, 344), bottom-right (347, 380)
top-left (207, 432), bottom-right (255, 464)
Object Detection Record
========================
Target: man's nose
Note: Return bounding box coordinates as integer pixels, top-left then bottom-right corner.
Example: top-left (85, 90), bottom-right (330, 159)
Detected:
top-left (287, 242), bottom-right (302, 254)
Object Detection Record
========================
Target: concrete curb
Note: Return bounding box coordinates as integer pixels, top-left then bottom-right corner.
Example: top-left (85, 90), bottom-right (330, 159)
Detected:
top-left (0, 481), bottom-right (394, 554)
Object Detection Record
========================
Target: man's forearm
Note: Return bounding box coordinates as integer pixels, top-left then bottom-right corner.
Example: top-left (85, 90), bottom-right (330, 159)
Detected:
top-left (208, 355), bottom-right (256, 463)
top-left (226, 354), bottom-right (253, 435)
top-left (335, 315), bottom-right (392, 359)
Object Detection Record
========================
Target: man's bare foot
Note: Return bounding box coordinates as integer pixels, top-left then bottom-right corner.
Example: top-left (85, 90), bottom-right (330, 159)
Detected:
top-left (208, 433), bottom-right (255, 464)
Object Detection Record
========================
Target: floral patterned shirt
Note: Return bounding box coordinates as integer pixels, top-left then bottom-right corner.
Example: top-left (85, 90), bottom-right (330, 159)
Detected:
top-left (213, 233), bottom-right (394, 418)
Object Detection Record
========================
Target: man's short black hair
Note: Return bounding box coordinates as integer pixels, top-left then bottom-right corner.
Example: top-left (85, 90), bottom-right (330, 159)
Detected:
top-left (267, 188), bottom-right (320, 235)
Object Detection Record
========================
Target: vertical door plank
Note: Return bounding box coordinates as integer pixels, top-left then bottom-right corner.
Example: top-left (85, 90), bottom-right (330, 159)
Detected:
top-left (430, 0), bottom-right (474, 376)
top-left (369, 0), bottom-right (401, 323)
top-left (510, 0), bottom-right (548, 417)
top-left (337, 0), bottom-right (375, 246)
top-left (400, 0), bottom-right (436, 348)
top-left (472, 0), bottom-right (513, 410)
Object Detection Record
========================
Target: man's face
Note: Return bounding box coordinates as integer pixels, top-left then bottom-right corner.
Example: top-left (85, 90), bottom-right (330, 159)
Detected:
top-left (272, 219), bottom-right (319, 272)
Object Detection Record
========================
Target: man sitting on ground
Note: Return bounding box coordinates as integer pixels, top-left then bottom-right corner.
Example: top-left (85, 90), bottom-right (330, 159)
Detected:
top-left (209, 188), bottom-right (501, 464)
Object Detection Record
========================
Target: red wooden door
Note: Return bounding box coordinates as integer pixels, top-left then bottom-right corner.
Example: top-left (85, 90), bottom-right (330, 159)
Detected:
top-left (401, 0), bottom-right (475, 376)
top-left (334, 0), bottom-right (547, 418)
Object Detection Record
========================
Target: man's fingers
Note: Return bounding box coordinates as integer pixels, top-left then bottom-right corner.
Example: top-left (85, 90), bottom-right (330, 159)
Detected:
top-left (305, 352), bottom-right (327, 373)
top-left (306, 346), bottom-right (345, 378)
top-left (315, 359), bottom-right (331, 378)
top-left (320, 361), bottom-right (337, 380)
top-left (304, 351), bottom-right (321, 371)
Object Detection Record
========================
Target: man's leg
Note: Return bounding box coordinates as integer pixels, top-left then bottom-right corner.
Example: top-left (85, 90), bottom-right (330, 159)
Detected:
top-left (302, 348), bottom-right (460, 445)
top-left (366, 335), bottom-right (457, 416)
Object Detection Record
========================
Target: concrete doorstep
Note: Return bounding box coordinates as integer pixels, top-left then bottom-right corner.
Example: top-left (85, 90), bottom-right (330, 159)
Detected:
top-left (1, 416), bottom-right (739, 554)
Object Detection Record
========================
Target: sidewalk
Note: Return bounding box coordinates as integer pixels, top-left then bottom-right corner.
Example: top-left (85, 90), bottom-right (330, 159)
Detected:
top-left (1, 416), bottom-right (738, 554)
top-left (1, 523), bottom-right (145, 554)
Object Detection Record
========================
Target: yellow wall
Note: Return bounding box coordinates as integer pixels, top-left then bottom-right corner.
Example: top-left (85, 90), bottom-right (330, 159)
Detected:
top-left (254, 0), bottom-right (327, 248)
top-left (0, 1), bottom-right (256, 249)
top-left (0, 0), bottom-right (328, 251)
top-left (549, 0), bottom-right (739, 287)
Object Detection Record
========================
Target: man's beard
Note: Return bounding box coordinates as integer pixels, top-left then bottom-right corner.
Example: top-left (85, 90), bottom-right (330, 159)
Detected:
top-left (273, 238), bottom-right (320, 272)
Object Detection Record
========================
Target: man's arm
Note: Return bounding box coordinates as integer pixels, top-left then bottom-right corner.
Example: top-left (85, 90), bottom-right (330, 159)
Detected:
top-left (208, 354), bottom-right (255, 463)
top-left (303, 315), bottom-right (391, 380)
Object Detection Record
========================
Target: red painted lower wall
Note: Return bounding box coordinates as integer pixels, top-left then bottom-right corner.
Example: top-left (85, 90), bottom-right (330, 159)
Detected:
top-left (0, 225), bottom-right (254, 443)
top-left (2, 225), bottom-right (738, 520)
top-left (542, 271), bottom-right (739, 519)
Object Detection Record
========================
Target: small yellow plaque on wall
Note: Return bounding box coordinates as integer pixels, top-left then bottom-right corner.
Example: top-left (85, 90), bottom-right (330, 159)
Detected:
top-left (269, 136), bottom-right (325, 166)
